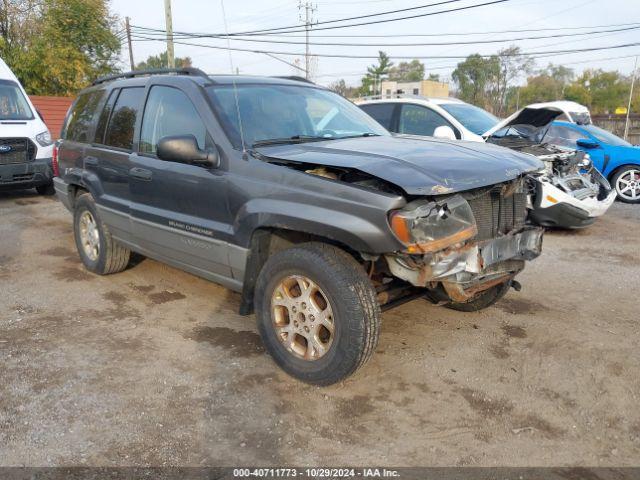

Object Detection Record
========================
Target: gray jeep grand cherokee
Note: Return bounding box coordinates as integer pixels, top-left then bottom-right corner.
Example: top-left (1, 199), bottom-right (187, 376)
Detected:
top-left (54, 68), bottom-right (544, 385)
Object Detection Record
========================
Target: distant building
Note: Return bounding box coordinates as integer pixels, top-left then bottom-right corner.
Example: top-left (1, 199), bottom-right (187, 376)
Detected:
top-left (379, 79), bottom-right (449, 99)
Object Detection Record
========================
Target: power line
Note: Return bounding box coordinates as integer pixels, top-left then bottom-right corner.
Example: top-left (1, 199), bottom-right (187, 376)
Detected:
top-left (130, 24), bottom-right (640, 47)
top-left (220, 21), bottom-right (640, 38)
top-left (130, 34), bottom-right (640, 59)
top-left (131, 20), bottom-right (640, 39)
top-left (245, 0), bottom-right (467, 32)
top-left (133, 0), bottom-right (513, 38)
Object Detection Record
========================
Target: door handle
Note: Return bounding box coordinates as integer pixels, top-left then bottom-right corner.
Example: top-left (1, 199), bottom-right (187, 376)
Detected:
top-left (129, 167), bottom-right (153, 181)
top-left (85, 156), bottom-right (98, 166)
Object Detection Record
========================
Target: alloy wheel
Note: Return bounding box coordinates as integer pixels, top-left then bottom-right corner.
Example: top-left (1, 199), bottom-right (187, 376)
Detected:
top-left (79, 211), bottom-right (100, 261)
top-left (616, 169), bottom-right (640, 201)
top-left (271, 275), bottom-right (335, 361)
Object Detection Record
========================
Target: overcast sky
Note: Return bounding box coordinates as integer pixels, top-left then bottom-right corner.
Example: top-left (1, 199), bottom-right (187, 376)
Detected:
top-left (110, 0), bottom-right (640, 86)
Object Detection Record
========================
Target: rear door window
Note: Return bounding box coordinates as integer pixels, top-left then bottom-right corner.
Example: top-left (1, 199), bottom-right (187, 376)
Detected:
top-left (399, 104), bottom-right (456, 137)
top-left (64, 90), bottom-right (105, 142)
top-left (139, 86), bottom-right (208, 155)
top-left (94, 89), bottom-right (118, 144)
top-left (104, 87), bottom-right (144, 150)
top-left (360, 103), bottom-right (396, 130)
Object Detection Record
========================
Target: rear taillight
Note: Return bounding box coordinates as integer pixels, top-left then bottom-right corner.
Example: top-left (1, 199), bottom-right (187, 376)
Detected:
top-left (52, 144), bottom-right (59, 177)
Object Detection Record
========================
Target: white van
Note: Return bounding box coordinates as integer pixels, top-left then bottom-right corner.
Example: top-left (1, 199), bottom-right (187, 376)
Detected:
top-left (0, 57), bottom-right (55, 194)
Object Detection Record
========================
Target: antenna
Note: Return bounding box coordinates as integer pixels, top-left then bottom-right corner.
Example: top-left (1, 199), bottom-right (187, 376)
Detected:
top-left (220, 0), bottom-right (247, 157)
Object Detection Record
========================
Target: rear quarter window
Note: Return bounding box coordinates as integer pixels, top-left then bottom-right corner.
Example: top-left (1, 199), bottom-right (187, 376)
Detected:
top-left (63, 90), bottom-right (106, 142)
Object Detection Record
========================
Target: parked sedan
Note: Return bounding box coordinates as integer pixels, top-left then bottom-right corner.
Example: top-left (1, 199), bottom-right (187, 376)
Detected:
top-left (540, 121), bottom-right (640, 203)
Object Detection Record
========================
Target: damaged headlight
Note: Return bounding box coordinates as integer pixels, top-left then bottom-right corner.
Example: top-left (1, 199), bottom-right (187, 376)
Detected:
top-left (389, 195), bottom-right (477, 254)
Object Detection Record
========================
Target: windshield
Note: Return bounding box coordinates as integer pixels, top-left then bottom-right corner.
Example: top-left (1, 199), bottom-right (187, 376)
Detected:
top-left (207, 84), bottom-right (388, 149)
top-left (0, 79), bottom-right (34, 120)
top-left (581, 125), bottom-right (631, 147)
top-left (439, 102), bottom-right (498, 135)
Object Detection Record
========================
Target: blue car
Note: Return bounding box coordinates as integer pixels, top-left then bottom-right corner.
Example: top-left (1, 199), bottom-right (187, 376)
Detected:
top-left (541, 121), bottom-right (640, 203)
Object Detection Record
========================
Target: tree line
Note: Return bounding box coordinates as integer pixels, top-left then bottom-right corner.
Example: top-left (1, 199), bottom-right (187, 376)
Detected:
top-left (330, 47), bottom-right (639, 116)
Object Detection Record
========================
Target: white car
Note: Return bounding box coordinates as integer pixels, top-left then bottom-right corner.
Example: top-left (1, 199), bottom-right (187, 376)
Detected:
top-left (357, 96), bottom-right (495, 142)
top-left (0, 57), bottom-right (55, 195)
top-left (358, 96), bottom-right (614, 228)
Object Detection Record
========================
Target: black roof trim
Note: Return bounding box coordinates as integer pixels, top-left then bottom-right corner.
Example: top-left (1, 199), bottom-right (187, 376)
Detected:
top-left (271, 76), bottom-right (315, 84)
top-left (92, 68), bottom-right (213, 86)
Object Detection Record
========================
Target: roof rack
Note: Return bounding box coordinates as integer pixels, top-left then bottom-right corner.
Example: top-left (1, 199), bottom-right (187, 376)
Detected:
top-left (272, 75), bottom-right (315, 84)
top-left (92, 67), bottom-right (213, 86)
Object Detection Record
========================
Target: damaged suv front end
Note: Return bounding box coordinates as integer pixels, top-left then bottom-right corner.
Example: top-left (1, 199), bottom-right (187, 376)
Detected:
top-left (385, 178), bottom-right (542, 304)
top-left (484, 107), bottom-right (615, 228)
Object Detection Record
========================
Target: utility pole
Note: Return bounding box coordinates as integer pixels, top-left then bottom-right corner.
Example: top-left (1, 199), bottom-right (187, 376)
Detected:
top-left (298, 1), bottom-right (316, 80)
top-left (125, 17), bottom-right (135, 71)
top-left (164, 0), bottom-right (175, 68)
top-left (624, 56), bottom-right (638, 141)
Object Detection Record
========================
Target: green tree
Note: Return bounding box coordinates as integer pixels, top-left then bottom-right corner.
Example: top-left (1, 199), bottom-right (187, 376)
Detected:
top-left (359, 51), bottom-right (393, 96)
top-left (388, 59), bottom-right (424, 82)
top-left (136, 51), bottom-right (193, 70)
top-left (427, 73), bottom-right (441, 82)
top-left (1, 0), bottom-right (121, 95)
top-left (493, 46), bottom-right (534, 115)
top-left (564, 69), bottom-right (630, 114)
top-left (452, 54), bottom-right (500, 110)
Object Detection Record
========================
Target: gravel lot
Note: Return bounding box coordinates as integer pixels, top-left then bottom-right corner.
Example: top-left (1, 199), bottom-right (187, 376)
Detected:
top-left (1, 189), bottom-right (639, 467)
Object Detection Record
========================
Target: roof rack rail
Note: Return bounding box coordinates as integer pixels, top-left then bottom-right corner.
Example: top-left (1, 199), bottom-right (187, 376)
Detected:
top-left (92, 67), bottom-right (212, 86)
top-left (358, 93), bottom-right (428, 101)
top-left (272, 75), bottom-right (315, 84)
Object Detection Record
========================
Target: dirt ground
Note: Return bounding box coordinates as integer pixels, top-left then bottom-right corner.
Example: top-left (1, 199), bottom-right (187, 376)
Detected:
top-left (1, 189), bottom-right (639, 467)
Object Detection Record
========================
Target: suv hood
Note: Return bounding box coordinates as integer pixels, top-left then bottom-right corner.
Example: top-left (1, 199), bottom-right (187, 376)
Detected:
top-left (255, 135), bottom-right (542, 196)
top-left (483, 106), bottom-right (565, 138)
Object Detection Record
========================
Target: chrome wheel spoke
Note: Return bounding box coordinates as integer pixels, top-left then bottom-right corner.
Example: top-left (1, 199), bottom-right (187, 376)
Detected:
top-left (271, 274), bottom-right (334, 362)
top-left (78, 211), bottom-right (100, 261)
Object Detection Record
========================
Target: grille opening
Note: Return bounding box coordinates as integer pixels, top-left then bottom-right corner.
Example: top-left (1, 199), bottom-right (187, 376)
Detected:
top-left (0, 138), bottom-right (37, 165)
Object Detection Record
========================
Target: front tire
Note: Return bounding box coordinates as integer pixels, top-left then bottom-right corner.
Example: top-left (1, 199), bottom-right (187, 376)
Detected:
top-left (73, 193), bottom-right (131, 275)
top-left (445, 280), bottom-right (511, 312)
top-left (611, 166), bottom-right (640, 203)
top-left (255, 243), bottom-right (380, 386)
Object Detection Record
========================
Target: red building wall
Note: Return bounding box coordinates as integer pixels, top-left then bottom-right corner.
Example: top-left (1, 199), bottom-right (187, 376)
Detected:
top-left (29, 96), bottom-right (74, 139)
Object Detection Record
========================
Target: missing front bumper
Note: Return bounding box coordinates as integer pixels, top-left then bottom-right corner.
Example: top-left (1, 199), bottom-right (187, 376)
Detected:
top-left (385, 227), bottom-right (544, 288)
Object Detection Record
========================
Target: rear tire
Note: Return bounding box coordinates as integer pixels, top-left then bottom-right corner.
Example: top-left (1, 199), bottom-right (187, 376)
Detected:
top-left (36, 183), bottom-right (55, 195)
top-left (255, 242), bottom-right (380, 386)
top-left (445, 280), bottom-right (511, 312)
top-left (73, 193), bottom-right (130, 275)
top-left (611, 166), bottom-right (640, 203)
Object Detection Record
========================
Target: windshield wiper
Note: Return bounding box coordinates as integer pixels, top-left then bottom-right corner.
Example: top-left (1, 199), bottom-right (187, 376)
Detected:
top-left (252, 135), bottom-right (333, 148)
top-left (337, 132), bottom-right (381, 139)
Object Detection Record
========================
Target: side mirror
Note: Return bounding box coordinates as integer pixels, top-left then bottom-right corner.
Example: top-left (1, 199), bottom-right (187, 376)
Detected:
top-left (576, 138), bottom-right (599, 149)
top-left (433, 125), bottom-right (457, 140)
top-left (156, 135), bottom-right (219, 168)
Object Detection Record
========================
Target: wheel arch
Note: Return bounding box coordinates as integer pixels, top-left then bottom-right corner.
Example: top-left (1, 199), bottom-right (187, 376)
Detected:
top-left (607, 162), bottom-right (640, 183)
top-left (238, 227), bottom-right (367, 316)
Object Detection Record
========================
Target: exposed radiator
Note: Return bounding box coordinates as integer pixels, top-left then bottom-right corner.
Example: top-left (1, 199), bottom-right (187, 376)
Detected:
top-left (466, 184), bottom-right (527, 241)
